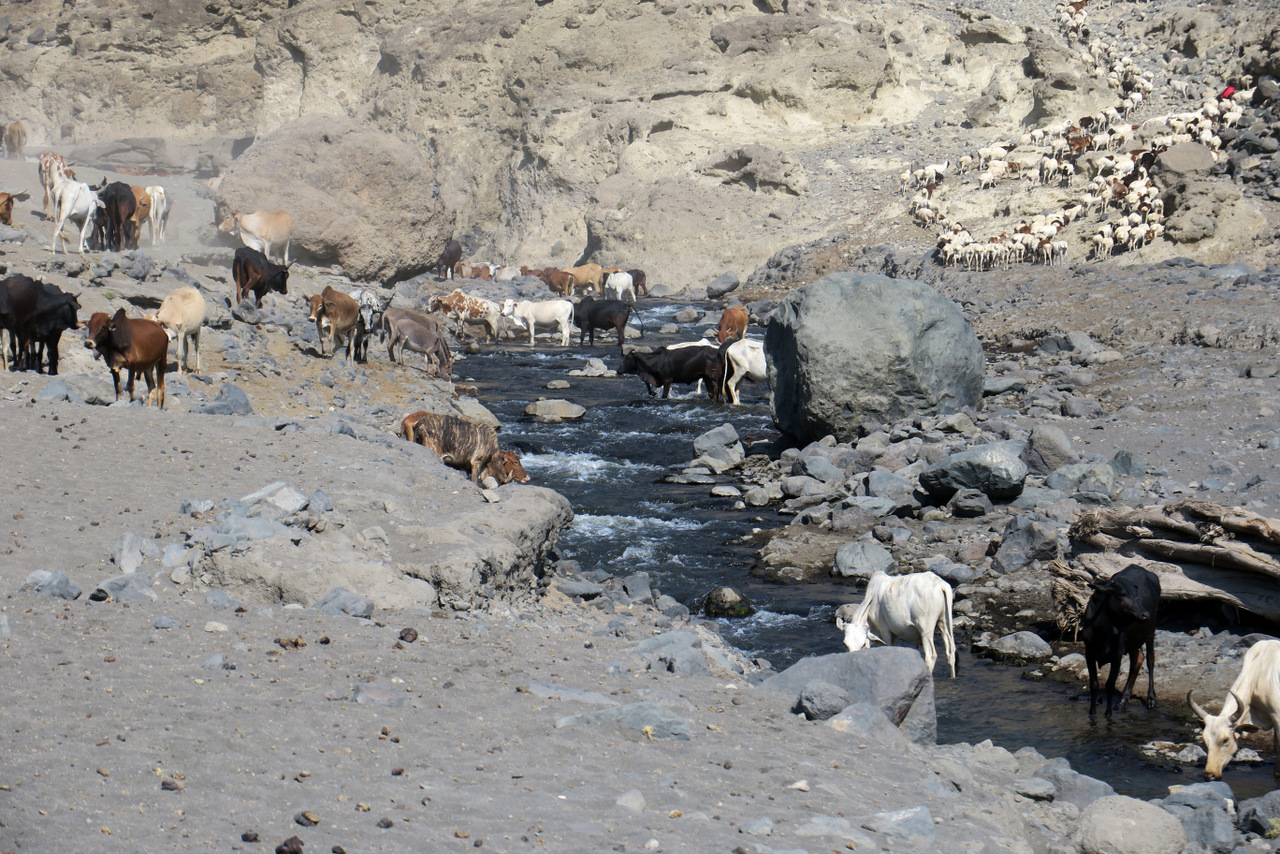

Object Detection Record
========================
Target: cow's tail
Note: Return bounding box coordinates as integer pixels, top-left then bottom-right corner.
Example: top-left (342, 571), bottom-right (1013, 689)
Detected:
top-left (631, 306), bottom-right (645, 339)
top-left (718, 338), bottom-right (734, 403)
top-left (941, 580), bottom-right (957, 677)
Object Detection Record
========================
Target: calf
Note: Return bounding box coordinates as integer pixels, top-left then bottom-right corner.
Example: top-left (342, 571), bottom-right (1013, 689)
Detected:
top-left (218, 208), bottom-right (292, 265)
top-left (2, 275), bottom-right (81, 374)
top-left (1189, 639), bottom-right (1280, 781)
top-left (620, 344), bottom-right (723, 402)
top-left (1081, 563), bottom-right (1160, 718)
top-left (0, 189), bottom-right (28, 226)
top-left (232, 247), bottom-right (290, 308)
top-left (400, 411), bottom-right (531, 485)
top-left (83, 309), bottom-right (168, 408)
top-left (835, 570), bottom-right (957, 678)
top-left (382, 308), bottom-right (452, 379)
top-left (573, 296), bottom-right (634, 350)
top-left (146, 285), bottom-right (206, 375)
top-left (306, 286), bottom-right (363, 362)
top-left (717, 305), bottom-right (749, 343)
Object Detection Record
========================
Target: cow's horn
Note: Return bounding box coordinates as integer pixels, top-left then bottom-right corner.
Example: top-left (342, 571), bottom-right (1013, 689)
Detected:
top-left (1187, 690), bottom-right (1210, 721)
top-left (1229, 690), bottom-right (1248, 726)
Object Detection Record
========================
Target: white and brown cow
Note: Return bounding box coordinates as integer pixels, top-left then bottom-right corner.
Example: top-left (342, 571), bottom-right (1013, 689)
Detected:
top-left (429, 289), bottom-right (502, 342)
top-left (218, 208), bottom-right (292, 265)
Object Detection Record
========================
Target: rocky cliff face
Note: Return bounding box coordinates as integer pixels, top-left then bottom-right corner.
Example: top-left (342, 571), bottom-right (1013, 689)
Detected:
top-left (2, 0), bottom-right (1277, 286)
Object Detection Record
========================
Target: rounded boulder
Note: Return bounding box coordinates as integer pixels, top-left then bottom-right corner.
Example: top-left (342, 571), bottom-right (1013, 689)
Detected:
top-left (1073, 796), bottom-right (1185, 854)
top-left (765, 273), bottom-right (984, 445)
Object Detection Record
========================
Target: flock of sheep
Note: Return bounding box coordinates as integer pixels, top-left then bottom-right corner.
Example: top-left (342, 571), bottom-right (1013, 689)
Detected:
top-left (900, 0), bottom-right (1256, 272)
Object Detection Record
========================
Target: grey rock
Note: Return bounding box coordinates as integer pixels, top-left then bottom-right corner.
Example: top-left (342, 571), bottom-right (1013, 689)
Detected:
top-left (525, 398), bottom-right (586, 423)
top-left (205, 589), bottom-right (242, 609)
top-left (555, 701), bottom-right (691, 740)
top-left (1035, 758), bottom-right (1116, 810)
top-left (1157, 141), bottom-right (1217, 176)
top-left (19, 569), bottom-right (82, 600)
top-left (706, 271), bottom-right (740, 299)
top-left (352, 683), bottom-right (406, 708)
top-left (1046, 461), bottom-right (1115, 498)
top-left (630, 631), bottom-right (708, 676)
top-left (308, 489), bottom-right (334, 513)
top-left (827, 702), bottom-right (909, 751)
top-left (527, 682), bottom-right (618, 707)
top-left (241, 481), bottom-right (310, 517)
top-left (616, 789), bottom-right (645, 814)
top-left (1110, 450), bottom-right (1147, 478)
top-left (796, 679), bottom-right (852, 721)
top-left (180, 498), bottom-right (215, 516)
top-left (192, 384), bottom-right (254, 416)
top-left (220, 513), bottom-right (294, 543)
top-left (947, 487), bottom-right (993, 518)
top-left (866, 805), bottom-right (935, 846)
top-left (767, 273), bottom-right (984, 445)
top-left (620, 571), bottom-right (653, 604)
top-left (865, 469), bottom-right (919, 512)
top-left (89, 573), bottom-right (157, 603)
top-left (161, 543), bottom-right (188, 568)
top-left (34, 379), bottom-right (84, 403)
top-left (557, 579), bottom-right (603, 599)
top-left (313, 587), bottom-right (374, 618)
top-left (704, 586), bottom-right (755, 618)
top-left (920, 441), bottom-right (1027, 502)
top-left (921, 556), bottom-right (975, 584)
top-left (1014, 777), bottom-right (1056, 800)
top-left (992, 516), bottom-right (1060, 573)
top-left (0, 613), bottom-right (8, 640)
top-left (833, 539), bottom-right (896, 579)
top-left (1237, 789), bottom-right (1280, 836)
top-left (112, 532), bottom-right (146, 573)
top-left (739, 816), bottom-right (773, 836)
top-left (794, 454), bottom-right (844, 484)
top-left (1022, 425), bottom-right (1079, 475)
top-left (1073, 795), bottom-right (1186, 854)
top-left (154, 616), bottom-right (180, 630)
top-left (693, 423), bottom-right (744, 467)
top-left (791, 814), bottom-right (877, 846)
top-left (673, 307), bottom-right (700, 324)
top-left (980, 631), bottom-right (1053, 662)
top-left (763, 647), bottom-right (936, 744)
top-left (201, 653), bottom-right (232, 671)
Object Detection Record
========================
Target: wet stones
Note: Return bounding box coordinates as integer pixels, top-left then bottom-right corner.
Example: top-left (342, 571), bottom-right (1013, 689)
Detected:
top-left (703, 586), bottom-right (755, 618)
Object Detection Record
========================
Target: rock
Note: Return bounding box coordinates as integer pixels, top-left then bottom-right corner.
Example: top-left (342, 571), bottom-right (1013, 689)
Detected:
top-left (992, 516), bottom-right (1060, 573)
top-left (947, 488), bottom-right (993, 518)
top-left (1045, 461), bottom-right (1115, 499)
top-left (216, 114), bottom-right (451, 282)
top-left (704, 586), bottom-right (755, 618)
top-left (763, 647), bottom-right (936, 744)
top-left (693, 423), bottom-right (744, 467)
top-left (1073, 796), bottom-right (1186, 854)
top-left (241, 481), bottom-right (310, 517)
top-left (919, 441), bottom-right (1028, 502)
top-left (865, 805), bottom-right (935, 847)
top-left (352, 683), bottom-right (406, 708)
top-left (557, 579), bottom-right (603, 599)
top-left (89, 573), bottom-right (157, 603)
top-left (706, 272), bottom-right (740, 299)
top-left (451, 398), bottom-right (501, 429)
top-left (827, 702), bottom-right (909, 751)
top-left (313, 587), bottom-right (374, 618)
top-left (864, 469), bottom-right (920, 514)
top-left (673, 308), bottom-right (700, 324)
top-left (112, 532), bottom-right (146, 573)
top-left (1035, 758), bottom-right (1116, 810)
top-left (1156, 142), bottom-right (1217, 176)
top-left (979, 631), bottom-right (1053, 662)
top-left (616, 790), bottom-right (645, 814)
top-left (793, 454), bottom-right (844, 484)
top-left (555, 701), bottom-right (691, 741)
top-left (1159, 782), bottom-right (1236, 854)
top-left (832, 540), bottom-right (896, 579)
top-left (1237, 789), bottom-right (1280, 837)
top-left (525, 399), bottom-right (586, 423)
top-left (193, 384), bottom-right (254, 416)
top-left (796, 680), bottom-right (851, 721)
top-left (206, 589), bottom-right (242, 609)
top-left (627, 631), bottom-right (708, 676)
top-left (19, 569), bottom-right (82, 600)
top-left (766, 273), bottom-right (984, 445)
top-left (1021, 425), bottom-right (1079, 476)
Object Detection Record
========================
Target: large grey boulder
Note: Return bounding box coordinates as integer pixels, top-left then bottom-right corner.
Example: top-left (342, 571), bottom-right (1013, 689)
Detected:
top-left (1073, 796), bottom-right (1186, 854)
top-left (1021, 425), bottom-right (1079, 475)
top-left (766, 273), bottom-right (984, 445)
top-left (216, 114), bottom-right (453, 283)
top-left (833, 540), bottom-right (896, 579)
top-left (762, 647), bottom-right (936, 744)
top-left (1035, 758), bottom-right (1116, 810)
top-left (919, 441), bottom-right (1028, 502)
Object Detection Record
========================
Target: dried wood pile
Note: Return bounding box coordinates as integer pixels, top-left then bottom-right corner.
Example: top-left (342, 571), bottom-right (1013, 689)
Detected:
top-left (1052, 500), bottom-right (1280, 635)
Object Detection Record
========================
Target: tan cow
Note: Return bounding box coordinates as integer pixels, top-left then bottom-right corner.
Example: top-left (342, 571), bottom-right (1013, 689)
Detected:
top-left (145, 285), bottom-right (206, 375)
top-left (306, 286), bottom-right (364, 362)
top-left (2, 121), bottom-right (26, 159)
top-left (128, 186), bottom-right (152, 250)
top-left (218, 208), bottom-right (292, 265)
top-left (564, 263), bottom-right (604, 295)
top-left (38, 152), bottom-right (74, 214)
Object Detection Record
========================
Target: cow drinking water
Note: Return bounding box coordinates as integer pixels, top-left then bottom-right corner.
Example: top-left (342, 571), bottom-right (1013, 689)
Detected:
top-left (399, 411), bottom-right (530, 485)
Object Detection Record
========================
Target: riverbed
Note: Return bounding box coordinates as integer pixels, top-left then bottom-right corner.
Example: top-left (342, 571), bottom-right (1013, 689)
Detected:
top-left (452, 302), bottom-right (1275, 801)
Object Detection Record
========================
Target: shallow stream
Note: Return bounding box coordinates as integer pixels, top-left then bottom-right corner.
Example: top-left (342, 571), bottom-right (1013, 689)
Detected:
top-left (455, 300), bottom-right (1275, 801)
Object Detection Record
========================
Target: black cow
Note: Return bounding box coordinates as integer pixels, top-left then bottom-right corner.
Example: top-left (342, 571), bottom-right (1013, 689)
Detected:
top-left (573, 296), bottom-right (635, 350)
top-left (232, 247), bottom-right (290, 308)
top-left (2, 275), bottom-right (81, 374)
top-left (436, 240), bottom-right (463, 280)
top-left (1081, 563), bottom-right (1160, 718)
top-left (99, 181), bottom-right (136, 252)
top-left (619, 344), bottom-right (724, 402)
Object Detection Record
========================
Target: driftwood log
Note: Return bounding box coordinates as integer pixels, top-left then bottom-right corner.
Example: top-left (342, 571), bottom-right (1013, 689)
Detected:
top-left (1053, 501), bottom-right (1280, 634)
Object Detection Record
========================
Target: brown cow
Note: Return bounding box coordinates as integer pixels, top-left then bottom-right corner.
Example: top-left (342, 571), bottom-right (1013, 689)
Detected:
top-left (0, 189), bottom-right (29, 226)
top-left (306, 285), bottom-right (364, 362)
top-left (399, 411), bottom-right (531, 485)
top-left (2, 121), bottom-right (26, 159)
top-left (546, 270), bottom-right (574, 296)
top-left (83, 309), bottom-right (168, 408)
top-left (627, 269), bottom-right (649, 296)
top-left (717, 306), bottom-right (749, 344)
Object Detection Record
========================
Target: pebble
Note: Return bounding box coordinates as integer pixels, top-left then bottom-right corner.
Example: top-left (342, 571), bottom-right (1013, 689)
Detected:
top-left (204, 621), bottom-right (228, 633)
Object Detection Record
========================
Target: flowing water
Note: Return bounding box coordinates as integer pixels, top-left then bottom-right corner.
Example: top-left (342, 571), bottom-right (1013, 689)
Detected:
top-left (454, 300), bottom-right (1275, 801)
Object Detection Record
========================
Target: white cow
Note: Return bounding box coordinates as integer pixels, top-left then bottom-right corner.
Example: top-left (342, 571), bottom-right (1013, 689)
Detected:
top-left (720, 337), bottom-right (766, 405)
top-left (500, 298), bottom-right (575, 346)
top-left (145, 285), bottom-right (206, 375)
top-left (217, 208), bottom-right (292, 265)
top-left (145, 185), bottom-right (169, 245)
top-left (604, 271), bottom-right (635, 303)
top-left (1188, 639), bottom-right (1280, 781)
top-left (835, 570), bottom-right (957, 678)
top-left (49, 177), bottom-right (104, 255)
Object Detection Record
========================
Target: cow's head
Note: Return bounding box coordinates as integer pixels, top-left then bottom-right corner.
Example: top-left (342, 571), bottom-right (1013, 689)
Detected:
top-left (83, 311), bottom-right (114, 353)
top-left (500, 298), bottom-right (516, 317)
top-left (1189, 690), bottom-right (1257, 780)
top-left (305, 294), bottom-right (325, 323)
top-left (494, 450), bottom-right (531, 485)
top-left (216, 211), bottom-right (240, 234)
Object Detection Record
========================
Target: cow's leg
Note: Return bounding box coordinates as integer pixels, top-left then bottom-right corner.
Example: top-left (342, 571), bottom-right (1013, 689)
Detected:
top-left (1144, 637), bottom-right (1157, 708)
top-left (1086, 656), bottom-right (1100, 717)
top-left (156, 363), bottom-right (165, 409)
top-left (920, 632), bottom-right (938, 675)
top-left (661, 382), bottom-right (672, 399)
top-left (1119, 647), bottom-right (1144, 709)
top-left (1103, 654), bottom-right (1122, 718)
top-left (126, 368), bottom-right (137, 402)
top-left (111, 368), bottom-right (123, 401)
